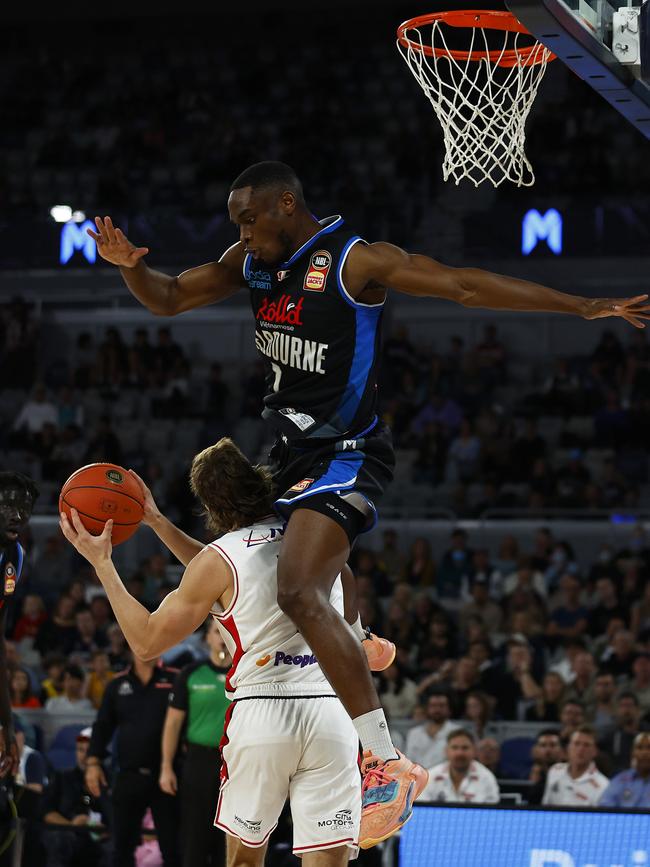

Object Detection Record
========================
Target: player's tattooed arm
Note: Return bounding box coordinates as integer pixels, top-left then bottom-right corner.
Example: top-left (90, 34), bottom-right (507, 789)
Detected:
top-left (345, 241), bottom-right (650, 328)
top-left (87, 217), bottom-right (245, 315)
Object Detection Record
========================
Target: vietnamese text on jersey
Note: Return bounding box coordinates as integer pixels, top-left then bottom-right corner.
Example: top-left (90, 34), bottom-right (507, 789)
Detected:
top-left (209, 517), bottom-right (342, 699)
top-left (244, 215), bottom-right (385, 441)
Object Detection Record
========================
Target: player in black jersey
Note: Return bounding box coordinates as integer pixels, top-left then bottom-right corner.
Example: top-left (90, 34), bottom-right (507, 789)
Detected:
top-left (0, 472), bottom-right (37, 779)
top-left (88, 161), bottom-right (650, 846)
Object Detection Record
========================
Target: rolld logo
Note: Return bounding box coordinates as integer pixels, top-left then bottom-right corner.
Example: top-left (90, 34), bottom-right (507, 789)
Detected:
top-left (256, 295), bottom-right (304, 326)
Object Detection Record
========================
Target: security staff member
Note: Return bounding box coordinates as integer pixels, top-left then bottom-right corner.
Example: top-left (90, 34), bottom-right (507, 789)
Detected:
top-left (85, 655), bottom-right (180, 867)
top-left (160, 620), bottom-right (230, 867)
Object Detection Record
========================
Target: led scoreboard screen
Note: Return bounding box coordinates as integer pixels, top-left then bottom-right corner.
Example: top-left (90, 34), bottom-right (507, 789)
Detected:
top-left (400, 804), bottom-right (650, 867)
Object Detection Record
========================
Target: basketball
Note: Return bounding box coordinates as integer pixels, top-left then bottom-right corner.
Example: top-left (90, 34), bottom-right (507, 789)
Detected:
top-left (59, 463), bottom-right (144, 546)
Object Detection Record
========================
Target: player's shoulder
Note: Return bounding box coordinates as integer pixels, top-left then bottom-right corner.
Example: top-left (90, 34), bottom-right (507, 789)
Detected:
top-left (548, 762), bottom-right (568, 776)
top-left (212, 517), bottom-right (285, 555)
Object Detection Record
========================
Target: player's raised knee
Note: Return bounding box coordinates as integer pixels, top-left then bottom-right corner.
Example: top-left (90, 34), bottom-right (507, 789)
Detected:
top-left (276, 583), bottom-right (327, 622)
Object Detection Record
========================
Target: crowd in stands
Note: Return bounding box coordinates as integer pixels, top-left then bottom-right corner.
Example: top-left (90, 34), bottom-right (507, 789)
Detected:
top-left (4, 294), bottom-right (650, 521)
top-left (3, 9), bottom-right (648, 260)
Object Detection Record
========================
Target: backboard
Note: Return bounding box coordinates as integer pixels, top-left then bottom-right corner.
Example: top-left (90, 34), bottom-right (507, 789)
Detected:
top-left (505, 0), bottom-right (650, 138)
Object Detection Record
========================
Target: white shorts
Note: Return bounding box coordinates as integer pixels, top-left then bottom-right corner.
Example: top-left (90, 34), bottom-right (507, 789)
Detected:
top-left (214, 695), bottom-right (361, 856)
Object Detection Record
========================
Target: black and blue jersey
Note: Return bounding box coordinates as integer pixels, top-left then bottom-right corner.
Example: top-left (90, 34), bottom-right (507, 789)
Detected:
top-left (244, 215), bottom-right (385, 442)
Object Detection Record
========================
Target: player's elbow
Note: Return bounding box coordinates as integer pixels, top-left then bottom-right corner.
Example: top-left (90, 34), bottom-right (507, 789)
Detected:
top-left (148, 278), bottom-right (181, 317)
top-left (454, 268), bottom-right (482, 307)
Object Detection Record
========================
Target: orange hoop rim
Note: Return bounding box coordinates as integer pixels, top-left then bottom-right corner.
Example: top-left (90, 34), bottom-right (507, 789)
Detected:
top-left (397, 10), bottom-right (556, 68)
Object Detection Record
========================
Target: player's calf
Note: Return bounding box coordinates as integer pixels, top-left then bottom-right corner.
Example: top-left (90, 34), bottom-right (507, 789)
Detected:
top-left (225, 834), bottom-right (267, 867)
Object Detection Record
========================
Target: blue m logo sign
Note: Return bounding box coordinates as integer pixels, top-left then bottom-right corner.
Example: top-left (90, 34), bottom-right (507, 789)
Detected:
top-left (60, 220), bottom-right (97, 264)
top-left (522, 209), bottom-right (563, 255)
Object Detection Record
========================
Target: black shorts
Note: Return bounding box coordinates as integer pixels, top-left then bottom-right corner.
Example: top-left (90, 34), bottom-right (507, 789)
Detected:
top-left (268, 420), bottom-right (395, 544)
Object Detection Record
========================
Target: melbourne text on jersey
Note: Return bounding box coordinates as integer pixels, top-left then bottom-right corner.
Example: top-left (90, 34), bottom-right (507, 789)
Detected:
top-left (255, 329), bottom-right (328, 375)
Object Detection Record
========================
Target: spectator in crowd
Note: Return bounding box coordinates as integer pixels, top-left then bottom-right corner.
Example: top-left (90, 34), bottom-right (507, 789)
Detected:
top-left (588, 577), bottom-right (627, 638)
top-left (84, 650), bottom-right (115, 710)
top-left (590, 669), bottom-right (618, 737)
top-left (461, 691), bottom-right (494, 741)
top-left (43, 728), bottom-right (110, 867)
top-left (106, 624), bottom-right (130, 671)
top-left (542, 726), bottom-right (609, 806)
top-left (559, 699), bottom-right (587, 743)
top-left (40, 653), bottom-right (66, 701)
top-left (44, 664), bottom-right (93, 715)
top-left (417, 729), bottom-right (500, 804)
top-left (415, 615), bottom-right (456, 675)
top-left (546, 573), bottom-right (588, 646)
top-left (447, 419), bottom-right (482, 484)
top-left (458, 574), bottom-right (502, 637)
top-left (85, 656), bottom-right (180, 867)
top-left (405, 692), bottom-right (457, 769)
top-left (437, 529), bottom-right (473, 601)
top-left (160, 621), bottom-right (230, 867)
top-left (402, 537), bottom-right (436, 588)
top-left (630, 581), bottom-right (650, 636)
top-left (528, 730), bottom-right (564, 804)
top-left (598, 692), bottom-right (644, 775)
top-left (35, 595), bottom-right (78, 657)
top-left (11, 383), bottom-right (57, 444)
top-left (565, 651), bottom-right (596, 713)
top-left (378, 527), bottom-right (406, 582)
top-left (623, 652), bottom-right (650, 716)
top-left (70, 606), bottom-right (107, 661)
top-left (599, 732), bottom-right (650, 808)
top-left (476, 738), bottom-right (502, 777)
top-left (486, 635), bottom-right (541, 720)
top-left (12, 595), bottom-right (47, 643)
top-left (9, 667), bottom-right (41, 709)
top-left (377, 662), bottom-right (419, 720)
top-left (600, 627), bottom-right (638, 679)
top-left (13, 715), bottom-right (48, 867)
top-left (501, 556), bottom-right (546, 600)
top-left (448, 658), bottom-right (482, 716)
top-left (525, 672), bottom-right (566, 723)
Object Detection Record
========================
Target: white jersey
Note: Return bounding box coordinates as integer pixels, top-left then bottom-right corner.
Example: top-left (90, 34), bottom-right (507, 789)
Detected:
top-left (417, 760), bottom-right (500, 804)
top-left (209, 517), bottom-right (341, 699)
top-left (542, 762), bottom-right (609, 806)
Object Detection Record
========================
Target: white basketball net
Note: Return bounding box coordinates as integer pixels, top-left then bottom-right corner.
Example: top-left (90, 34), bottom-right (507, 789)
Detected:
top-left (397, 18), bottom-right (553, 187)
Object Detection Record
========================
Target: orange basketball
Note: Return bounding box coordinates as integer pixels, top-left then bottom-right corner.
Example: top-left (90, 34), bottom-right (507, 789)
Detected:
top-left (59, 463), bottom-right (144, 546)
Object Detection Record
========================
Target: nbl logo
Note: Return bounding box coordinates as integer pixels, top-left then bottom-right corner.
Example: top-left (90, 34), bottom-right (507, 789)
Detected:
top-left (304, 249), bottom-right (332, 292)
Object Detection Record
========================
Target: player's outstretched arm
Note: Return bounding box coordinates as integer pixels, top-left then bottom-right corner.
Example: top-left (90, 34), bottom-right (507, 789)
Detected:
top-left (127, 470), bottom-right (204, 567)
top-left (59, 510), bottom-right (231, 660)
top-left (346, 241), bottom-right (650, 328)
top-left (87, 217), bottom-right (245, 315)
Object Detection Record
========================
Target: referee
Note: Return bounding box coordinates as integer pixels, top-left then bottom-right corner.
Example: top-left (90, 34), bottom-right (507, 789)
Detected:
top-left (160, 619), bottom-right (230, 867)
top-left (85, 654), bottom-right (181, 867)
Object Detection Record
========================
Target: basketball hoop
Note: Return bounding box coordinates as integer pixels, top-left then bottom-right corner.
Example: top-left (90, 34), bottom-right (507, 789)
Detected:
top-left (397, 10), bottom-right (555, 188)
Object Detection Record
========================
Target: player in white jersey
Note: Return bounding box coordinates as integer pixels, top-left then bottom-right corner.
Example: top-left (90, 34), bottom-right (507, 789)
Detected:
top-left (60, 437), bottom-right (401, 865)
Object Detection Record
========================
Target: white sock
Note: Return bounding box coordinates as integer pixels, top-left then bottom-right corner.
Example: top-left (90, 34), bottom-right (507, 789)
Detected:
top-left (350, 614), bottom-right (366, 642)
top-left (352, 709), bottom-right (399, 761)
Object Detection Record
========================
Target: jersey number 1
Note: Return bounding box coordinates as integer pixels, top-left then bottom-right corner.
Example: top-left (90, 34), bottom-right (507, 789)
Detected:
top-left (271, 363), bottom-right (282, 393)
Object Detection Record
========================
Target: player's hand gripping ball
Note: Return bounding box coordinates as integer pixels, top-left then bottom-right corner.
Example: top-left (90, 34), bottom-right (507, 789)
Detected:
top-left (59, 463), bottom-right (144, 546)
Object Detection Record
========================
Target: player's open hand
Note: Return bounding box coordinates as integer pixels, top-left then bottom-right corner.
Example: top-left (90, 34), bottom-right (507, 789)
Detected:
top-left (583, 294), bottom-right (650, 329)
top-left (127, 470), bottom-right (160, 527)
top-left (87, 216), bottom-right (149, 268)
top-left (60, 509), bottom-right (113, 568)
